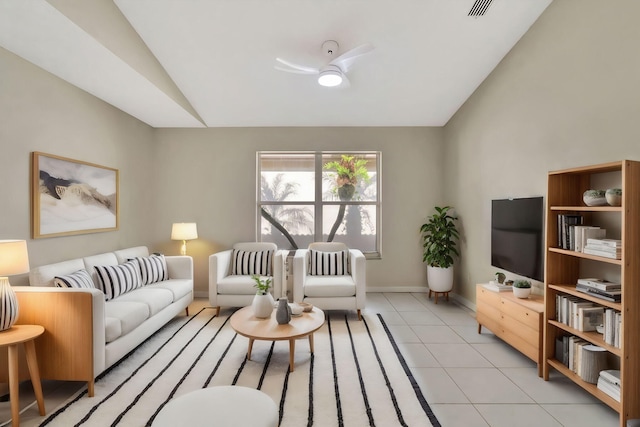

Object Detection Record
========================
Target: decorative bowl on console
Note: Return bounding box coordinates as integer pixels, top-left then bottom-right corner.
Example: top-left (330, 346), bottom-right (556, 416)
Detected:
top-left (583, 190), bottom-right (607, 207)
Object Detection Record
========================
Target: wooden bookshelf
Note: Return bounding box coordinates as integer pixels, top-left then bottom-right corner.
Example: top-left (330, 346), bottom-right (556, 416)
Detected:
top-left (543, 160), bottom-right (640, 427)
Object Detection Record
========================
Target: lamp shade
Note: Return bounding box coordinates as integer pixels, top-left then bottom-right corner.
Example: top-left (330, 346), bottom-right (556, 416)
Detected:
top-left (0, 240), bottom-right (30, 276)
top-left (171, 223), bottom-right (198, 241)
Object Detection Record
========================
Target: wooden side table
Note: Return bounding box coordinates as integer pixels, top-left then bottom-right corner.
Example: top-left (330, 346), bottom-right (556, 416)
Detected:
top-left (0, 325), bottom-right (46, 427)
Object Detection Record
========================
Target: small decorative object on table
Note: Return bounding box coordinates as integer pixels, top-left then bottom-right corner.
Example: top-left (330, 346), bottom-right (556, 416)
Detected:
top-left (605, 188), bottom-right (622, 206)
top-left (276, 298), bottom-right (291, 324)
top-left (298, 302), bottom-right (314, 312)
top-left (251, 275), bottom-right (274, 319)
top-left (513, 280), bottom-right (532, 299)
top-left (583, 190), bottom-right (607, 206)
top-left (495, 272), bottom-right (506, 284)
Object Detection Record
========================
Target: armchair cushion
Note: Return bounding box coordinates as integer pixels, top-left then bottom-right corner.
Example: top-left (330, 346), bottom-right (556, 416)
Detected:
top-left (231, 249), bottom-right (273, 276)
top-left (217, 275), bottom-right (261, 295)
top-left (304, 276), bottom-right (356, 297)
top-left (309, 249), bottom-right (348, 275)
top-left (54, 269), bottom-right (94, 289)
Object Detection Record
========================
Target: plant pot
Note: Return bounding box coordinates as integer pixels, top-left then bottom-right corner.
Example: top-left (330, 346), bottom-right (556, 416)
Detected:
top-left (337, 184), bottom-right (356, 201)
top-left (427, 265), bottom-right (453, 292)
top-left (513, 287), bottom-right (531, 299)
top-left (252, 293), bottom-right (275, 318)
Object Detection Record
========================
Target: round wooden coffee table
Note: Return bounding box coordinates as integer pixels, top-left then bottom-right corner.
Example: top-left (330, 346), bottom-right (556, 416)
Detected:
top-left (230, 305), bottom-right (325, 372)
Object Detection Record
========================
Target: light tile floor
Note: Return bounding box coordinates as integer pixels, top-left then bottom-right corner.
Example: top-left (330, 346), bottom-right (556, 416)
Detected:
top-left (2, 293), bottom-right (621, 427)
top-left (364, 292), bottom-right (620, 427)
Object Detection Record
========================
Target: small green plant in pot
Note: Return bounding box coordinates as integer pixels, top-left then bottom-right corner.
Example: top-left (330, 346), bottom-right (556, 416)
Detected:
top-left (252, 275), bottom-right (272, 295)
top-left (512, 280), bottom-right (532, 299)
top-left (251, 275), bottom-right (274, 318)
top-left (420, 206), bottom-right (460, 293)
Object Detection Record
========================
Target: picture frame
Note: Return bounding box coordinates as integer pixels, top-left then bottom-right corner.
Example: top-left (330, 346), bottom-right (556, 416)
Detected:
top-left (31, 152), bottom-right (119, 238)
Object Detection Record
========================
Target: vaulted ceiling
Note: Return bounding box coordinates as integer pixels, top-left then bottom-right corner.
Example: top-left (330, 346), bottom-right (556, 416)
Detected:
top-left (0, 0), bottom-right (552, 128)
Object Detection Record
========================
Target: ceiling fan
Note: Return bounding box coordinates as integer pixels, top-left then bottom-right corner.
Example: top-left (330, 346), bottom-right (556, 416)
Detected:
top-left (275, 40), bottom-right (374, 88)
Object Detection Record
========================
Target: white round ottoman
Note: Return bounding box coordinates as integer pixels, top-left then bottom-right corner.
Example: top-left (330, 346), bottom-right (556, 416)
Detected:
top-left (152, 386), bottom-right (278, 427)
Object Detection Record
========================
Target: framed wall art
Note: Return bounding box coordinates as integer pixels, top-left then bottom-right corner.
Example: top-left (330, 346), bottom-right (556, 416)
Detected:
top-left (32, 152), bottom-right (119, 238)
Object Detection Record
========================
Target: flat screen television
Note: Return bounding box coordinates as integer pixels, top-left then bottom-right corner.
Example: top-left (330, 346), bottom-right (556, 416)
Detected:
top-left (491, 196), bottom-right (544, 282)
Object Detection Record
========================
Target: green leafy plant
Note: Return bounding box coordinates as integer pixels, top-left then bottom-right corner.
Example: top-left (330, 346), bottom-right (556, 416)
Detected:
top-left (420, 206), bottom-right (460, 268)
top-left (323, 154), bottom-right (370, 189)
top-left (513, 280), bottom-right (531, 289)
top-left (251, 275), bottom-right (272, 295)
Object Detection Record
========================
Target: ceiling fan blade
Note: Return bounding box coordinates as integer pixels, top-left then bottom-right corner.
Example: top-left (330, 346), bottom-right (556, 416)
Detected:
top-left (329, 43), bottom-right (374, 72)
top-left (274, 65), bottom-right (318, 75)
top-left (275, 58), bottom-right (319, 74)
top-left (339, 73), bottom-right (351, 88)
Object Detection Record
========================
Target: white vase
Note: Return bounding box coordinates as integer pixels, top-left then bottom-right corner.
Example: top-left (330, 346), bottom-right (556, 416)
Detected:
top-left (427, 266), bottom-right (453, 292)
top-left (252, 293), bottom-right (275, 318)
top-left (513, 286), bottom-right (531, 299)
top-left (0, 277), bottom-right (18, 331)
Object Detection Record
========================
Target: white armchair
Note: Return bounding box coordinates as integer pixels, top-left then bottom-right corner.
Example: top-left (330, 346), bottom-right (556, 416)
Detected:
top-left (209, 242), bottom-right (286, 316)
top-left (293, 242), bottom-right (366, 320)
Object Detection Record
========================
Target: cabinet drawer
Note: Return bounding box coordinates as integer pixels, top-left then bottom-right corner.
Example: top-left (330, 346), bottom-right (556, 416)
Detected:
top-left (500, 297), bottom-right (541, 331)
top-left (477, 286), bottom-right (501, 309)
top-left (500, 313), bottom-right (539, 347)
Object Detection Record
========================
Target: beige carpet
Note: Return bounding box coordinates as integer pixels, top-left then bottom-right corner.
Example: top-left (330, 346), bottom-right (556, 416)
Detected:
top-left (39, 307), bottom-right (440, 427)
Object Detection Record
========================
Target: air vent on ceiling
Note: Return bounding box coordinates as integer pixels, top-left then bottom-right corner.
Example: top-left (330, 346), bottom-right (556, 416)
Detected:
top-left (468, 0), bottom-right (494, 17)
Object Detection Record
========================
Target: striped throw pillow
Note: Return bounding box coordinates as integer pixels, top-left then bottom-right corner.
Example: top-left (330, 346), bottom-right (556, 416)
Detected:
top-left (134, 255), bottom-right (168, 285)
top-left (231, 249), bottom-right (273, 276)
top-left (54, 269), bottom-right (94, 289)
top-left (94, 261), bottom-right (142, 300)
top-left (309, 249), bottom-right (349, 276)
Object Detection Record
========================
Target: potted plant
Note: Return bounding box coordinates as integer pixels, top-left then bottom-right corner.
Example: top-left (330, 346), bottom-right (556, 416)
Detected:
top-left (420, 206), bottom-right (460, 293)
top-left (323, 154), bottom-right (370, 201)
top-left (512, 280), bottom-right (532, 299)
top-left (251, 275), bottom-right (274, 318)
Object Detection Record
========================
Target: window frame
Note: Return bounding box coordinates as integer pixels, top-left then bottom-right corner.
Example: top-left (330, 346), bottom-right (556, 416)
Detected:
top-left (257, 151), bottom-right (382, 258)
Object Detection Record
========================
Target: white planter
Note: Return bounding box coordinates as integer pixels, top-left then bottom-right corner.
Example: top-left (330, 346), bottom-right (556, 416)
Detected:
top-left (251, 293), bottom-right (275, 318)
top-left (513, 287), bottom-right (531, 299)
top-left (427, 266), bottom-right (453, 292)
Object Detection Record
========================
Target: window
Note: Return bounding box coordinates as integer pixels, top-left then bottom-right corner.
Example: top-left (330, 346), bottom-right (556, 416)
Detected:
top-left (258, 151), bottom-right (381, 257)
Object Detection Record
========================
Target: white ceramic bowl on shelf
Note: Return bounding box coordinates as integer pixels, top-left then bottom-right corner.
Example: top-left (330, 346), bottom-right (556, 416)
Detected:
top-left (605, 188), bottom-right (622, 206)
top-left (583, 190), bottom-right (607, 206)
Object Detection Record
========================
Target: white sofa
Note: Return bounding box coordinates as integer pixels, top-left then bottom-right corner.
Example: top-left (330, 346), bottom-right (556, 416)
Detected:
top-left (9, 246), bottom-right (193, 397)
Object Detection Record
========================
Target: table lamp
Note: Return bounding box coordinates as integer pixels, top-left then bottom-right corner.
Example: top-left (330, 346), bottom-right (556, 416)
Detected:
top-left (0, 240), bottom-right (30, 331)
top-left (171, 223), bottom-right (198, 255)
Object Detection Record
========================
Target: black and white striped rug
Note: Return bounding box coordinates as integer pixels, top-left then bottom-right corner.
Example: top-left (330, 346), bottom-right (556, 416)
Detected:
top-left (40, 307), bottom-right (440, 427)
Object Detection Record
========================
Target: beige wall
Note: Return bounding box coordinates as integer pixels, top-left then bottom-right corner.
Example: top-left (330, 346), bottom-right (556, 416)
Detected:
top-left (151, 127), bottom-right (444, 295)
top-left (0, 48), bottom-right (156, 285)
top-left (444, 0), bottom-right (640, 304)
top-left (0, 46), bottom-right (445, 294)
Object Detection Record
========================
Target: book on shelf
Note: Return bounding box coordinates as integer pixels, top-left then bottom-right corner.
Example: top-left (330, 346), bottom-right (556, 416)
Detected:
top-left (483, 283), bottom-right (512, 292)
top-left (582, 246), bottom-right (621, 259)
top-left (586, 238), bottom-right (622, 248)
top-left (577, 306), bottom-right (604, 332)
top-left (574, 226), bottom-right (605, 253)
top-left (597, 370), bottom-right (621, 402)
top-left (575, 284), bottom-right (622, 302)
top-left (576, 278), bottom-right (621, 291)
top-left (557, 214), bottom-right (583, 250)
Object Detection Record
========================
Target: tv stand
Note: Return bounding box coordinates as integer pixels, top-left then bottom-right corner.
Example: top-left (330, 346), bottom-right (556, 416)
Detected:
top-left (475, 284), bottom-right (544, 376)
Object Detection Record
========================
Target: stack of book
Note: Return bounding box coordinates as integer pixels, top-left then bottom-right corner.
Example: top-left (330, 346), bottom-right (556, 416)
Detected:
top-left (575, 278), bottom-right (621, 302)
top-left (597, 370), bottom-right (620, 402)
top-left (583, 238), bottom-right (622, 259)
top-left (483, 282), bottom-right (512, 292)
top-left (555, 336), bottom-right (608, 383)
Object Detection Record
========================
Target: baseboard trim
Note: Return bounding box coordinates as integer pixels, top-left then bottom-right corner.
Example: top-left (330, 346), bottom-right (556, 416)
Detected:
top-left (366, 286), bottom-right (429, 293)
top-left (450, 292), bottom-right (476, 312)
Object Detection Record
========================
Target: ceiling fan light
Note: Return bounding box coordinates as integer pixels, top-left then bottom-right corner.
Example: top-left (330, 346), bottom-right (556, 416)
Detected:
top-left (318, 70), bottom-right (342, 87)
